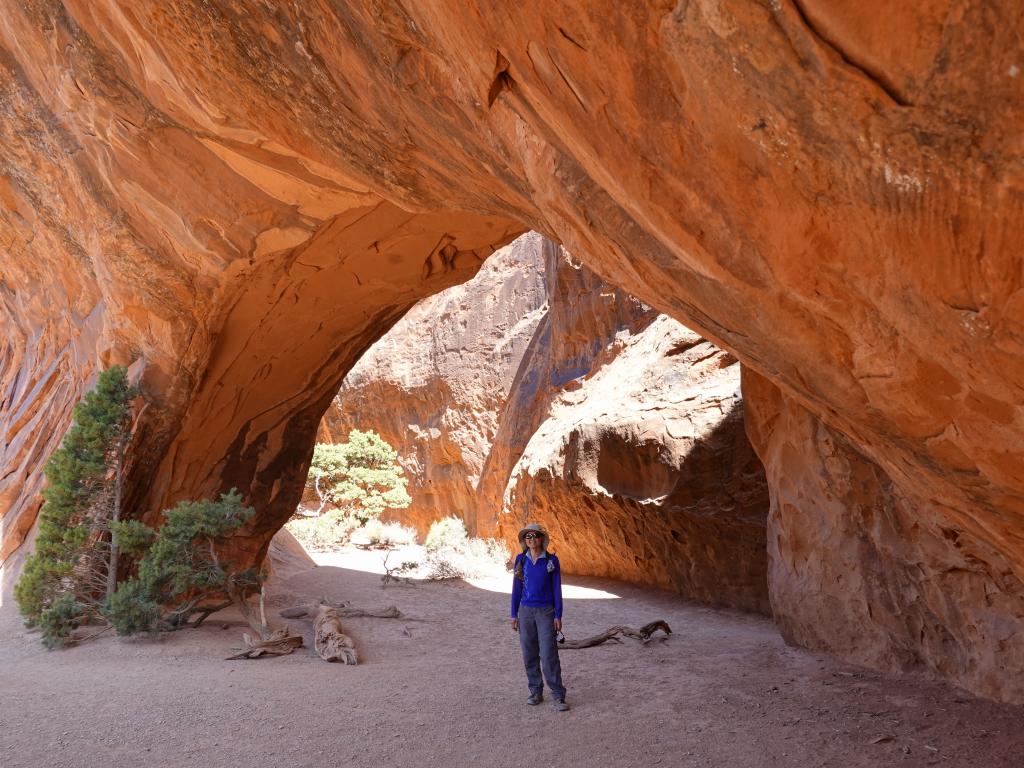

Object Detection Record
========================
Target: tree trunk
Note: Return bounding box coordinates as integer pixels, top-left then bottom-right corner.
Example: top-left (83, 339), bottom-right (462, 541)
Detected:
top-left (279, 603), bottom-right (402, 620)
top-left (313, 605), bottom-right (358, 664)
top-left (106, 435), bottom-right (125, 600)
top-left (314, 475), bottom-right (328, 514)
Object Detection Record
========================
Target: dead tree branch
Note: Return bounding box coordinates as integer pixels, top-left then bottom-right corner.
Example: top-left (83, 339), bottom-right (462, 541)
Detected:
top-left (381, 550), bottom-right (419, 585)
top-left (280, 603), bottom-right (403, 620)
top-left (191, 600), bottom-right (232, 629)
top-left (225, 627), bottom-right (304, 659)
top-left (560, 620), bottom-right (672, 650)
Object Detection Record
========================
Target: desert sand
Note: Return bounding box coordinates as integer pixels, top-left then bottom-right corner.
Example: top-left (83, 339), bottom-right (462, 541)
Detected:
top-left (2, 547), bottom-right (1022, 768)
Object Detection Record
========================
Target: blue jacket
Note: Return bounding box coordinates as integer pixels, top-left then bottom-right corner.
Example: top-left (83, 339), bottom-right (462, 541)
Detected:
top-left (511, 551), bottom-right (563, 619)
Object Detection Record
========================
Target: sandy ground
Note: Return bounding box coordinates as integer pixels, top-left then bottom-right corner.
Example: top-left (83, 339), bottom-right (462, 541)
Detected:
top-left (2, 545), bottom-right (1024, 768)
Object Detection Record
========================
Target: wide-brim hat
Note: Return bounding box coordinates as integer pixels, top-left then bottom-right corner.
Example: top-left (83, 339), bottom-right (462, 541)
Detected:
top-left (517, 522), bottom-right (549, 550)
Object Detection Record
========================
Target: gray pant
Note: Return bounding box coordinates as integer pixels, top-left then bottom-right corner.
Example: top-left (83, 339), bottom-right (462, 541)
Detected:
top-left (518, 604), bottom-right (566, 700)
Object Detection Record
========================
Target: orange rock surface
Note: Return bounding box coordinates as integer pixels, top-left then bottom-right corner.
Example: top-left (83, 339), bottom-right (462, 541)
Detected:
top-left (321, 233), bottom-right (550, 537)
top-left (744, 369), bottom-right (1024, 701)
top-left (499, 315), bottom-right (770, 613)
top-left (327, 233), bottom-right (769, 611)
top-left (1, 2), bottom-right (1022, 700)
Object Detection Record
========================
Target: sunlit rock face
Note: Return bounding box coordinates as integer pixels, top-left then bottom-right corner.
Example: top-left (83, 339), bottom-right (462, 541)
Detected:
top-left (1, 1), bottom-right (1022, 700)
top-left (502, 315), bottom-right (769, 613)
top-left (321, 232), bottom-right (549, 536)
top-left (328, 233), bottom-right (769, 611)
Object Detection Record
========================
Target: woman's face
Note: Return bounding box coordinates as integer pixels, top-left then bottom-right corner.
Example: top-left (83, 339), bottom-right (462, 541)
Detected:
top-left (524, 532), bottom-right (543, 552)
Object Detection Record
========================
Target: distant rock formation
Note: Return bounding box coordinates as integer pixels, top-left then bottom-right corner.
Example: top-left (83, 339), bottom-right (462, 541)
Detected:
top-left (501, 315), bottom-right (769, 613)
top-left (326, 233), bottom-right (770, 612)
top-left (320, 233), bottom-right (548, 535)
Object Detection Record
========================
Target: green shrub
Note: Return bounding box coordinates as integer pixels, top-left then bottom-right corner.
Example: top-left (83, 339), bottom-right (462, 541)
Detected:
top-left (37, 595), bottom-right (86, 650)
top-left (422, 518), bottom-right (510, 580)
top-left (424, 516), bottom-right (469, 553)
top-left (424, 538), bottom-right (510, 581)
top-left (285, 510), bottom-right (359, 551)
top-left (424, 555), bottom-right (463, 581)
top-left (104, 580), bottom-right (161, 636)
top-left (361, 519), bottom-right (417, 548)
top-left (14, 366), bottom-right (136, 647)
top-left (108, 519), bottom-right (157, 557)
top-left (466, 537), bottom-right (512, 570)
top-left (104, 490), bottom-right (257, 635)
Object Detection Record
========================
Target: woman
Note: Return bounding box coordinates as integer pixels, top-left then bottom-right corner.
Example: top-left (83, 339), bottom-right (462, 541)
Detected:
top-left (510, 522), bottom-right (569, 711)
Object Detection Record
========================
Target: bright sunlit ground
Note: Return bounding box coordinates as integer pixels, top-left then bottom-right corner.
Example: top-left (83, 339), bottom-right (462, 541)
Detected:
top-left (310, 544), bottom-right (620, 599)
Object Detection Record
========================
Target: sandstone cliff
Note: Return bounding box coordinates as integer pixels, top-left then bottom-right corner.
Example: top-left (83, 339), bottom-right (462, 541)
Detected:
top-left (321, 233), bottom-right (548, 536)
top-left (501, 316), bottom-right (769, 613)
top-left (744, 369), bottom-right (1024, 700)
top-left (1, 1), bottom-right (1023, 701)
top-left (327, 233), bottom-right (769, 612)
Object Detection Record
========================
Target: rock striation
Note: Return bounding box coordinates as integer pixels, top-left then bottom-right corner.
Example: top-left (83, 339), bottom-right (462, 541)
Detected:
top-left (327, 233), bottom-right (770, 611)
top-left (744, 369), bottom-right (1024, 701)
top-left (0, 1), bottom-right (1022, 700)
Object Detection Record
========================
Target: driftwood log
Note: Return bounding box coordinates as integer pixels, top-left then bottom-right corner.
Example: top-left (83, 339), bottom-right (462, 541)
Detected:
top-left (225, 627), bottom-right (304, 659)
top-left (560, 620), bottom-right (672, 650)
top-left (314, 605), bottom-right (358, 664)
top-left (280, 603), bottom-right (402, 620)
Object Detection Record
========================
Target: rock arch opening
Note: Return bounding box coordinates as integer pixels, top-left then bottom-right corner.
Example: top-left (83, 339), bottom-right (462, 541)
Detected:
top-left (125, 207), bottom-right (526, 570)
top-left (313, 232), bottom-right (771, 614)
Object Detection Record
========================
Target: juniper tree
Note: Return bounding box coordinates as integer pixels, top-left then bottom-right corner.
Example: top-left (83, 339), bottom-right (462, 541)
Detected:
top-left (13, 366), bottom-right (136, 647)
top-left (305, 429), bottom-right (411, 524)
top-left (105, 490), bottom-right (261, 635)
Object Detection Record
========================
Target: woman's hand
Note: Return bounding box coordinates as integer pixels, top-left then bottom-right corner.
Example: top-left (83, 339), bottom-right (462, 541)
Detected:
top-left (511, 617), bottom-right (519, 632)
top-left (553, 618), bottom-right (562, 632)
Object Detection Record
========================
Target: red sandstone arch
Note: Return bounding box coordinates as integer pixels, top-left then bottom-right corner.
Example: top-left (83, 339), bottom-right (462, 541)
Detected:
top-left (1, 1), bottom-right (1023, 701)
top-left (137, 204), bottom-right (522, 566)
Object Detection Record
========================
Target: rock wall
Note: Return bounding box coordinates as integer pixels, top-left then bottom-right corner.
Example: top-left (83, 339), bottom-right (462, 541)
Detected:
top-left (321, 232), bottom-right (549, 535)
top-left (503, 317), bottom-right (769, 613)
top-left (744, 369), bottom-right (1024, 701)
top-left (1, 1), bottom-right (1022, 700)
top-left (328, 233), bottom-right (770, 612)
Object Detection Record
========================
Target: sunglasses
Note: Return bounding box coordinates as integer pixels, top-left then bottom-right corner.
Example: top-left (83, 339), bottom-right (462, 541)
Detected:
top-left (523, 533), bottom-right (542, 540)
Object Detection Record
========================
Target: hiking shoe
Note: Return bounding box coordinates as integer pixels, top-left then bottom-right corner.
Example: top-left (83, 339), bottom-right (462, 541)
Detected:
top-left (552, 699), bottom-right (570, 712)
top-left (526, 693), bottom-right (543, 706)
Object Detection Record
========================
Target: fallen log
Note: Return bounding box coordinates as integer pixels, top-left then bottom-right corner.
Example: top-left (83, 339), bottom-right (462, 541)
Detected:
top-left (226, 627), bottom-right (304, 659)
top-left (314, 605), bottom-right (358, 664)
top-left (280, 604), bottom-right (402, 620)
top-left (560, 620), bottom-right (672, 650)
top-left (339, 606), bottom-right (402, 619)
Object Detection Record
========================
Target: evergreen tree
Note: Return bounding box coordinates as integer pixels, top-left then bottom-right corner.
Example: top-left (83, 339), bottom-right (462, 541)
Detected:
top-left (105, 490), bottom-right (258, 635)
top-left (306, 430), bottom-right (411, 524)
top-left (13, 366), bottom-right (136, 647)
